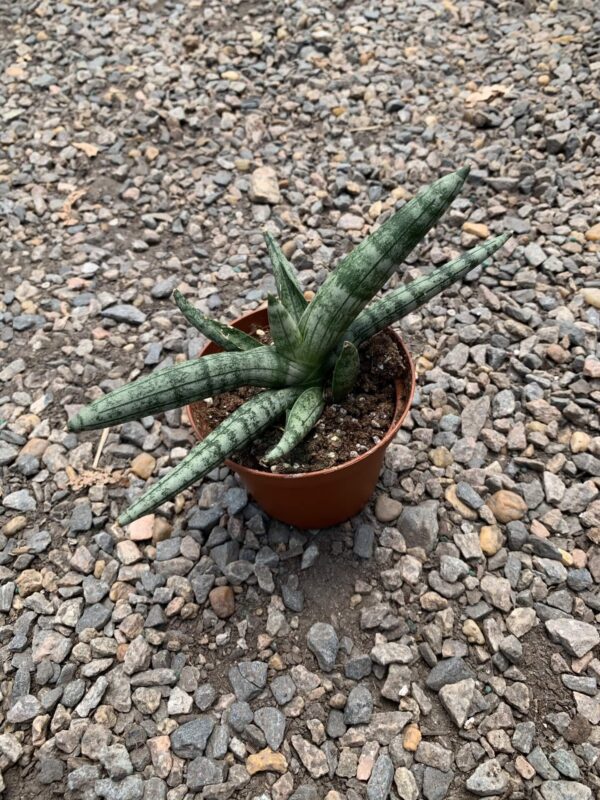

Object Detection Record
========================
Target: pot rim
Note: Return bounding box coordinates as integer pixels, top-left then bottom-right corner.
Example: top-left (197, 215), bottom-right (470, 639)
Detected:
top-left (187, 306), bottom-right (416, 482)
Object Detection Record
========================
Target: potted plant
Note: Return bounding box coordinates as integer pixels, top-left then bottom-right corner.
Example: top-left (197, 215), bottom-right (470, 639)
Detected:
top-left (68, 166), bottom-right (509, 528)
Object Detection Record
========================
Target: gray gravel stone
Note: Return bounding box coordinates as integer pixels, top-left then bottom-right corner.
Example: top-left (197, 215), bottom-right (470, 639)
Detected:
top-left (228, 661), bottom-right (268, 701)
top-left (354, 524), bottom-right (375, 559)
top-left (545, 619), bottom-right (600, 657)
top-left (426, 658), bottom-right (474, 691)
top-left (95, 776), bottom-right (144, 800)
top-left (367, 754), bottom-right (394, 800)
top-left (100, 304), bottom-right (147, 325)
top-left (344, 685), bottom-right (374, 725)
top-left (254, 706), bottom-right (286, 750)
top-left (540, 782), bottom-right (591, 800)
top-left (171, 717), bottom-right (215, 759)
top-left (306, 622), bottom-right (339, 672)
top-left (7, 694), bottom-right (42, 723)
top-left (397, 501), bottom-right (439, 552)
top-left (465, 759), bottom-right (509, 796)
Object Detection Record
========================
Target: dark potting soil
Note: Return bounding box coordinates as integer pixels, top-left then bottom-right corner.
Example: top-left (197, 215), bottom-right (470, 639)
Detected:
top-left (189, 331), bottom-right (408, 474)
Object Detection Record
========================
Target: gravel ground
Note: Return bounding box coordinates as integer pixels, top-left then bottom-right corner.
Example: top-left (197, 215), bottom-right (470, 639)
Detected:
top-left (1, 0), bottom-right (600, 799)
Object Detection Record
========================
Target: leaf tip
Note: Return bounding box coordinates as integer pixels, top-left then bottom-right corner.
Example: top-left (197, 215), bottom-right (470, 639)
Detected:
top-left (457, 165), bottom-right (471, 181)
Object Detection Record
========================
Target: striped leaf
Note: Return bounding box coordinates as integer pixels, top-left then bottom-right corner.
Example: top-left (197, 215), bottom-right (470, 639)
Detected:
top-left (118, 388), bottom-right (301, 525)
top-left (331, 341), bottom-right (360, 402)
top-left (173, 290), bottom-right (260, 352)
top-left (68, 347), bottom-right (307, 432)
top-left (268, 294), bottom-right (303, 360)
top-left (297, 166), bottom-right (470, 362)
top-left (346, 233), bottom-right (511, 347)
top-left (263, 386), bottom-right (325, 464)
top-left (264, 232), bottom-right (307, 322)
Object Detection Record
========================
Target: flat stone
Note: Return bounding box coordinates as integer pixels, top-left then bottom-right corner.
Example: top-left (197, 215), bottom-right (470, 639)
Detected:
top-left (7, 694), bottom-right (42, 723)
top-left (540, 781), bottom-right (591, 800)
top-left (95, 776), bottom-right (144, 800)
top-left (3, 489), bottom-right (36, 512)
top-left (524, 243), bottom-right (546, 266)
top-left (370, 642), bottom-right (413, 666)
top-left (545, 619), bottom-right (599, 658)
top-left (101, 304), bottom-right (147, 325)
top-left (439, 679), bottom-right (475, 728)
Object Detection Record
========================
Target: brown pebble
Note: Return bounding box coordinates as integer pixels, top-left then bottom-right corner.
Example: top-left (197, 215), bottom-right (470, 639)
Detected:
top-left (209, 586), bottom-right (235, 618)
top-left (564, 714), bottom-right (591, 744)
top-left (486, 490), bottom-right (527, 523)
top-left (131, 452), bottom-right (156, 479)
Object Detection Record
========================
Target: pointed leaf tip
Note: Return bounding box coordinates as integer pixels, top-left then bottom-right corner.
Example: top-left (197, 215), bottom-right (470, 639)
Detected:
top-left (457, 165), bottom-right (470, 180)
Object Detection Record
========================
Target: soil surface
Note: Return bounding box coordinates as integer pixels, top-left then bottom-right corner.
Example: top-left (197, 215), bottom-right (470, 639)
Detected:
top-left (190, 331), bottom-right (409, 473)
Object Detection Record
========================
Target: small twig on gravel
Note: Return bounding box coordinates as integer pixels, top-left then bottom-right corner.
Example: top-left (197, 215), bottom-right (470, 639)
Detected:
top-left (349, 124), bottom-right (387, 132)
top-left (92, 427), bottom-right (110, 469)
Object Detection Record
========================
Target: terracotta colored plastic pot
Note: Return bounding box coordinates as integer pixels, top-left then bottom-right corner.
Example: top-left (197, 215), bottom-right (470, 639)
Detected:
top-left (187, 307), bottom-right (415, 529)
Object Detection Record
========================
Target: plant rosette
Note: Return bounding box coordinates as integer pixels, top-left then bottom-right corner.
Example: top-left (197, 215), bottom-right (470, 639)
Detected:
top-left (186, 306), bottom-right (416, 528)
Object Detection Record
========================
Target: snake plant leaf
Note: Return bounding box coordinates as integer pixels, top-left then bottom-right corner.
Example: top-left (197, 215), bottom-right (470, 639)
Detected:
top-left (264, 232), bottom-right (307, 322)
top-left (173, 290), bottom-right (260, 352)
top-left (331, 341), bottom-right (360, 402)
top-left (298, 166), bottom-right (470, 363)
top-left (68, 347), bottom-right (307, 432)
top-left (263, 385), bottom-right (325, 464)
top-left (267, 294), bottom-right (303, 360)
top-left (118, 388), bottom-right (301, 525)
top-left (346, 233), bottom-right (511, 348)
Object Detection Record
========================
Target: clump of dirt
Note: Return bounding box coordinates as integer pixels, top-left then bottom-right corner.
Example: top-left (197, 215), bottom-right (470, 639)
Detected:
top-left (189, 331), bottom-right (409, 474)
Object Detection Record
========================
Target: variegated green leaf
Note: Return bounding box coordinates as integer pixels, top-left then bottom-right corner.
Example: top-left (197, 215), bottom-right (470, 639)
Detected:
top-left (267, 294), bottom-right (303, 360)
top-left (331, 341), bottom-right (360, 402)
top-left (346, 233), bottom-right (511, 347)
top-left (263, 386), bottom-right (325, 464)
top-left (173, 290), bottom-right (260, 352)
top-left (68, 347), bottom-right (307, 432)
top-left (298, 167), bottom-right (469, 362)
top-left (118, 388), bottom-right (301, 524)
top-left (264, 232), bottom-right (307, 322)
